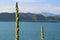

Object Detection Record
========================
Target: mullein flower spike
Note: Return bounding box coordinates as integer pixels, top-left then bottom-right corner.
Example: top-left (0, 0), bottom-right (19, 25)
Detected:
top-left (16, 2), bottom-right (19, 40)
top-left (41, 26), bottom-right (44, 40)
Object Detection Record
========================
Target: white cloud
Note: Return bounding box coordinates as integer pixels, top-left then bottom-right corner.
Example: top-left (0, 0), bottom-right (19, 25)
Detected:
top-left (19, 4), bottom-right (60, 14)
top-left (15, 0), bottom-right (20, 1)
top-left (0, 4), bottom-right (60, 14)
top-left (20, 0), bottom-right (35, 2)
top-left (18, 4), bottom-right (60, 14)
top-left (19, 0), bottom-right (47, 2)
top-left (48, 7), bottom-right (60, 14)
top-left (0, 6), bottom-right (15, 13)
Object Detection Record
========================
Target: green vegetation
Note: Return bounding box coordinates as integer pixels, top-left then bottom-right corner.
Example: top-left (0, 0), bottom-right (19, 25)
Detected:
top-left (41, 26), bottom-right (44, 40)
top-left (0, 13), bottom-right (60, 22)
top-left (16, 2), bottom-right (19, 40)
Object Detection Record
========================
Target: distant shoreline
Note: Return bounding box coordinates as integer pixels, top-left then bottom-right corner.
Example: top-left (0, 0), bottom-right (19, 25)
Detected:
top-left (0, 21), bottom-right (60, 23)
top-left (0, 13), bottom-right (60, 22)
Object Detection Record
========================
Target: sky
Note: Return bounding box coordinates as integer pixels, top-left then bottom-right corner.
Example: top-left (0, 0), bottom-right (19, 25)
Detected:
top-left (0, 0), bottom-right (60, 14)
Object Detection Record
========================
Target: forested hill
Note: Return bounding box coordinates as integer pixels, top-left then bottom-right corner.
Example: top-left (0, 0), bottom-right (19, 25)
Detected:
top-left (0, 12), bottom-right (60, 22)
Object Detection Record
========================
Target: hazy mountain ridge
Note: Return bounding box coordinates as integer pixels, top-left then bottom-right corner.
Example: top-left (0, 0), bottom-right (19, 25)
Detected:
top-left (0, 12), bottom-right (60, 22)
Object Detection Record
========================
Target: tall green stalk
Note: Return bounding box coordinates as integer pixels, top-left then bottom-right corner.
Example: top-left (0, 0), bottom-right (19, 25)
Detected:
top-left (41, 26), bottom-right (44, 40)
top-left (16, 2), bottom-right (19, 40)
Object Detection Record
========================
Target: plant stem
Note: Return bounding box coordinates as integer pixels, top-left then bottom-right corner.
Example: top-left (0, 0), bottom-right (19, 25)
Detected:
top-left (16, 2), bottom-right (19, 40)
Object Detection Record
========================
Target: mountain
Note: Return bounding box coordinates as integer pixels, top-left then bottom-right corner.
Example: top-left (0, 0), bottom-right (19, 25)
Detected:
top-left (0, 12), bottom-right (60, 22)
top-left (40, 12), bottom-right (56, 17)
top-left (0, 13), bottom-right (15, 21)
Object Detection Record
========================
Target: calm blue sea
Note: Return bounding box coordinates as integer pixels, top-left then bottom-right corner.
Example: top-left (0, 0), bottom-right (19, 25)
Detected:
top-left (0, 22), bottom-right (60, 40)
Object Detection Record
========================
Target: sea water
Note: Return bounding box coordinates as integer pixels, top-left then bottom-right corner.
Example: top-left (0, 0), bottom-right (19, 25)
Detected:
top-left (0, 22), bottom-right (60, 40)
